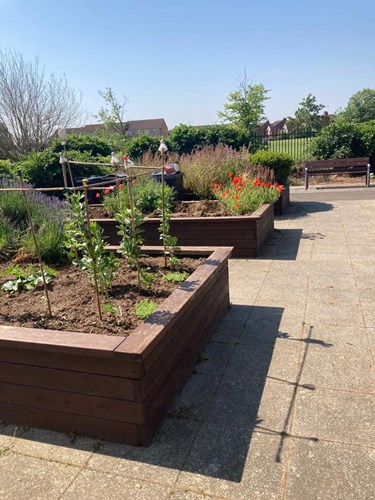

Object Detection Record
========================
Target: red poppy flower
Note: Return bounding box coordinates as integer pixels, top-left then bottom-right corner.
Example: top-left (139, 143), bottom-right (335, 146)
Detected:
top-left (228, 172), bottom-right (233, 177)
top-left (235, 204), bottom-right (240, 209)
top-left (95, 192), bottom-right (100, 198)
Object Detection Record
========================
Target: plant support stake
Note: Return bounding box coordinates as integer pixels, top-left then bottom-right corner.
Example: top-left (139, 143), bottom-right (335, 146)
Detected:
top-left (18, 172), bottom-right (52, 316)
top-left (82, 179), bottom-right (103, 321)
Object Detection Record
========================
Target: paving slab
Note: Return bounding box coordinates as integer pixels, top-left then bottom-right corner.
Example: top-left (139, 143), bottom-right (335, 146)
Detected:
top-left (1, 191), bottom-right (375, 499)
top-left (286, 438), bottom-right (375, 500)
top-left (0, 453), bottom-right (80, 500)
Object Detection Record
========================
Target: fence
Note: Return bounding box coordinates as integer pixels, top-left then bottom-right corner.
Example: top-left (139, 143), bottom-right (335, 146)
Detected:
top-left (250, 130), bottom-right (317, 163)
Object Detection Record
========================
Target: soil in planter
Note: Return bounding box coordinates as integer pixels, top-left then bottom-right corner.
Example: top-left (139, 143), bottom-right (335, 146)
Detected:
top-left (0, 257), bottom-right (202, 337)
top-left (90, 200), bottom-right (236, 219)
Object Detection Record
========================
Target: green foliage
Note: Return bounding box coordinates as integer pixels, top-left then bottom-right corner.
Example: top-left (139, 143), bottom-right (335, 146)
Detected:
top-left (16, 133), bottom-right (113, 189)
top-left (341, 88), bottom-right (375, 123)
top-left (212, 175), bottom-right (281, 215)
top-left (163, 271), bottom-right (189, 283)
top-left (287, 93), bottom-right (325, 133)
top-left (103, 178), bottom-right (175, 215)
top-left (218, 73), bottom-right (269, 133)
top-left (115, 206), bottom-right (144, 268)
top-left (156, 190), bottom-right (179, 267)
top-left (310, 118), bottom-right (365, 159)
top-left (135, 299), bottom-right (157, 319)
top-left (64, 192), bottom-right (119, 295)
top-left (125, 134), bottom-right (161, 161)
top-left (249, 151), bottom-right (294, 184)
top-left (1, 264), bottom-right (57, 292)
top-left (180, 144), bottom-right (254, 199)
top-left (0, 178), bottom-right (67, 262)
top-left (168, 124), bottom-right (253, 155)
top-left (0, 160), bottom-right (14, 177)
top-left (357, 120), bottom-right (375, 160)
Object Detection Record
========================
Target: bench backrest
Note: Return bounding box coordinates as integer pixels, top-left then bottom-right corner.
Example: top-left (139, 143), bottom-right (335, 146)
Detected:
top-left (306, 157), bottom-right (370, 170)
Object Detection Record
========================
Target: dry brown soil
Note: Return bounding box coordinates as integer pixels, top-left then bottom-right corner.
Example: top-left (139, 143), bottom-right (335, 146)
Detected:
top-left (0, 257), bottom-right (202, 337)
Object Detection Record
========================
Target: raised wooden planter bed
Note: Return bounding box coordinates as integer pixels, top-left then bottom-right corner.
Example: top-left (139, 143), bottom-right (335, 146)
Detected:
top-left (273, 183), bottom-right (290, 216)
top-left (0, 247), bottom-right (231, 446)
top-left (95, 203), bottom-right (274, 258)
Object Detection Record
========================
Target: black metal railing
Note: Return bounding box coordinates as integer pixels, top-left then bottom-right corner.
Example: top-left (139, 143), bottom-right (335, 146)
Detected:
top-left (249, 130), bottom-right (316, 162)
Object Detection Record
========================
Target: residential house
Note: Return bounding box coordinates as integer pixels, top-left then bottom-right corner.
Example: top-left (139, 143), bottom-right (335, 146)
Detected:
top-left (59, 118), bottom-right (169, 138)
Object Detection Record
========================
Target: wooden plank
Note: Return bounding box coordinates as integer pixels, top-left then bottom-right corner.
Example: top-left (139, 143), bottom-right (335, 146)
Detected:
top-left (306, 157), bottom-right (369, 168)
top-left (138, 278), bottom-right (229, 402)
top-left (0, 325), bottom-right (124, 356)
top-left (0, 382), bottom-right (145, 424)
top-left (0, 362), bottom-right (136, 400)
top-left (0, 347), bottom-right (144, 378)
top-left (0, 402), bottom-right (140, 445)
top-left (115, 249), bottom-right (231, 360)
top-left (142, 291), bottom-right (230, 431)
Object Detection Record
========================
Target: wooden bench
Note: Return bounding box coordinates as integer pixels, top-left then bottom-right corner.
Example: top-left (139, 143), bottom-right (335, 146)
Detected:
top-left (304, 157), bottom-right (371, 190)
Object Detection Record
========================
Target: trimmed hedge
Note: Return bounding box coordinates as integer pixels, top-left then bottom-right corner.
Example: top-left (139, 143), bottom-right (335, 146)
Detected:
top-left (249, 151), bottom-right (293, 184)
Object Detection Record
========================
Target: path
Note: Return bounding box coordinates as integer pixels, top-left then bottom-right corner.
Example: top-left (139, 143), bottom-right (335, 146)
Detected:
top-left (1, 188), bottom-right (375, 499)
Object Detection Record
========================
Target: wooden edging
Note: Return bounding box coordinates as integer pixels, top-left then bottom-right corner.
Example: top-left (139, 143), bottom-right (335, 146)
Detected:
top-left (0, 246), bottom-right (232, 445)
top-left (95, 203), bottom-right (274, 258)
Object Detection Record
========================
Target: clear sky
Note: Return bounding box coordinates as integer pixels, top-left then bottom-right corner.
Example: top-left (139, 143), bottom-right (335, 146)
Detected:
top-left (0, 0), bottom-right (374, 129)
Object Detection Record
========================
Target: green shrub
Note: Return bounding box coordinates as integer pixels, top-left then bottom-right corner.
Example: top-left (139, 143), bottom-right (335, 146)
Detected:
top-left (358, 120), bottom-right (375, 162)
top-left (180, 144), bottom-right (253, 199)
top-left (16, 133), bottom-right (114, 189)
top-left (102, 177), bottom-right (175, 215)
top-left (168, 124), bottom-right (258, 155)
top-left (310, 118), bottom-right (365, 160)
top-left (249, 150), bottom-right (294, 184)
top-left (0, 160), bottom-right (14, 178)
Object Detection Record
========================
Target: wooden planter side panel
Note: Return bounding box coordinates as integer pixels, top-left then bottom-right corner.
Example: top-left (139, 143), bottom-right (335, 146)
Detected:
top-left (273, 183), bottom-right (290, 216)
top-left (255, 203), bottom-right (275, 255)
top-left (95, 204), bottom-right (274, 257)
top-left (0, 248), bottom-right (231, 445)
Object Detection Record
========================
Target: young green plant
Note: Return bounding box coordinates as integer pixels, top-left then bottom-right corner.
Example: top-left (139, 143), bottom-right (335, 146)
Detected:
top-left (64, 186), bottom-right (119, 320)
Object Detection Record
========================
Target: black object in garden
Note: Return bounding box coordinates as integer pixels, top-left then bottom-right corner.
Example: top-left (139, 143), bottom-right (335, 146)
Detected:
top-left (151, 171), bottom-right (184, 199)
top-left (75, 174), bottom-right (127, 203)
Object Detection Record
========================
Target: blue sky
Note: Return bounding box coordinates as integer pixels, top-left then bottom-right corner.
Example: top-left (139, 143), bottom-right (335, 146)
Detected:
top-left (0, 0), bottom-right (374, 128)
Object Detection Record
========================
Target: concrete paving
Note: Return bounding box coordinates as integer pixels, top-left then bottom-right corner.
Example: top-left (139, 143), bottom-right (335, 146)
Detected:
top-left (1, 185), bottom-right (375, 499)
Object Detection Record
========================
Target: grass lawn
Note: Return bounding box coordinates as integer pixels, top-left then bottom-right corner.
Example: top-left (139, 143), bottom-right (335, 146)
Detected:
top-left (267, 137), bottom-right (313, 162)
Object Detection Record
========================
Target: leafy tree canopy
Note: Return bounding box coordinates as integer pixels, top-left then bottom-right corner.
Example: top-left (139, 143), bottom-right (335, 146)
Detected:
top-left (287, 93), bottom-right (325, 133)
top-left (340, 88), bottom-right (375, 123)
top-left (218, 72), bottom-right (270, 133)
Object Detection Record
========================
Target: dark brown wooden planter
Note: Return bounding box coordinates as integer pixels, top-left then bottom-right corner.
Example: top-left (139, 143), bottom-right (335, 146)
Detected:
top-left (95, 203), bottom-right (274, 258)
top-left (0, 247), bottom-right (231, 446)
top-left (273, 183), bottom-right (290, 216)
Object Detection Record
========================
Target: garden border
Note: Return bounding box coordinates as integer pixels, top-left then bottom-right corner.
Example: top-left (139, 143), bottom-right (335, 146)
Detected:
top-left (0, 247), bottom-right (232, 446)
top-left (95, 203), bottom-right (274, 258)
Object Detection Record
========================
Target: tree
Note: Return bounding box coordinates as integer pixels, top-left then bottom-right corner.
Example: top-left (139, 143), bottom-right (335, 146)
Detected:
top-left (287, 93), bottom-right (325, 133)
top-left (0, 48), bottom-right (86, 160)
top-left (218, 72), bottom-right (270, 133)
top-left (341, 88), bottom-right (375, 123)
top-left (95, 87), bottom-right (129, 135)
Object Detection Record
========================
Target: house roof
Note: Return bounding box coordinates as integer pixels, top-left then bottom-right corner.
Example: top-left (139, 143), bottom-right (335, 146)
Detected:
top-left (60, 119), bottom-right (168, 136)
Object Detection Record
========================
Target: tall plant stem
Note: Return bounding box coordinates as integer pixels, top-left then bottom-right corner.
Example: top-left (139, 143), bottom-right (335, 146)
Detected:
top-left (161, 154), bottom-right (167, 268)
top-left (18, 172), bottom-right (52, 317)
top-left (127, 176), bottom-right (142, 291)
top-left (82, 179), bottom-right (103, 321)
